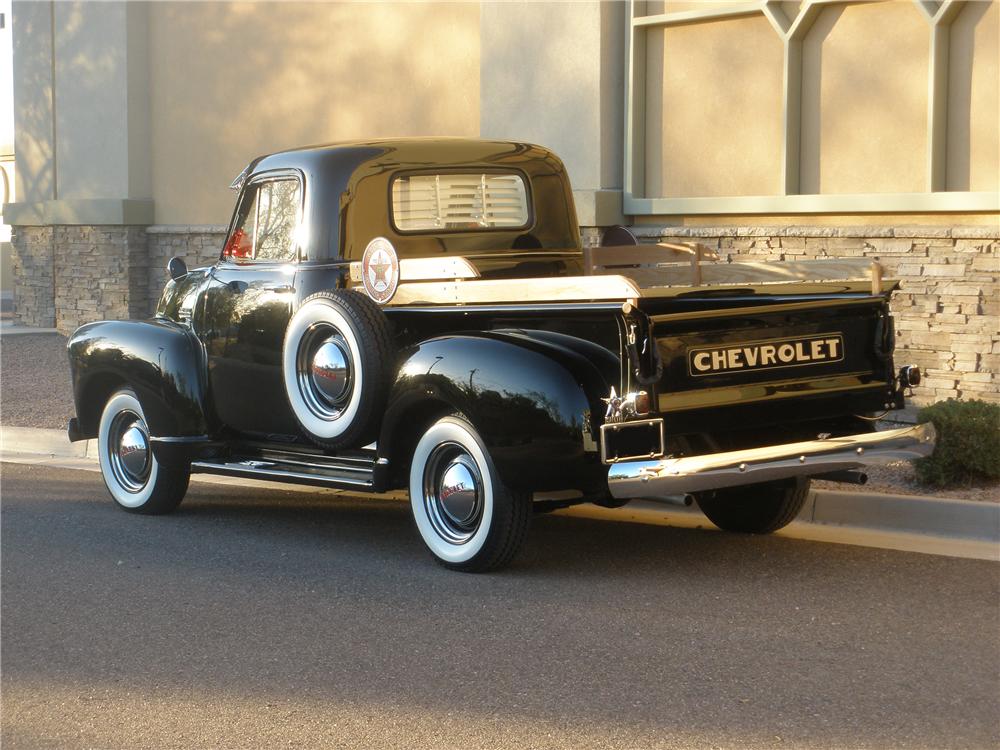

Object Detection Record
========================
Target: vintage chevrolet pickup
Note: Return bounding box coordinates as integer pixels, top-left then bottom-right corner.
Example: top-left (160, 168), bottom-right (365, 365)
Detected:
top-left (67, 139), bottom-right (935, 571)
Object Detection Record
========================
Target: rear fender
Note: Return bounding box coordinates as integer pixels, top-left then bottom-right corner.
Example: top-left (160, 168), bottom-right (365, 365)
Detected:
top-left (68, 319), bottom-right (210, 440)
top-left (380, 333), bottom-right (612, 493)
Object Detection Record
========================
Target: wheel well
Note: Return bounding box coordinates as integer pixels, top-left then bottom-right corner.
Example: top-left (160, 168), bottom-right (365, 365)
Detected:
top-left (383, 399), bottom-right (456, 489)
top-left (77, 374), bottom-right (128, 437)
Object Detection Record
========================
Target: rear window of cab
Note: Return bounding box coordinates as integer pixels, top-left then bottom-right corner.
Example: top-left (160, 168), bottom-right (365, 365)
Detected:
top-left (391, 172), bottom-right (531, 233)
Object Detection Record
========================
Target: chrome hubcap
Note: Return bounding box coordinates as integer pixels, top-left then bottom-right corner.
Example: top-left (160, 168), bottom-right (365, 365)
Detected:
top-left (297, 324), bottom-right (354, 420)
top-left (310, 338), bottom-right (351, 403)
top-left (109, 411), bottom-right (151, 492)
top-left (423, 443), bottom-right (484, 544)
top-left (119, 425), bottom-right (149, 477)
top-left (439, 459), bottom-right (480, 526)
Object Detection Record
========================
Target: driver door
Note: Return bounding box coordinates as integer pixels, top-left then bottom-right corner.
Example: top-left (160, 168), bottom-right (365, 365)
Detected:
top-left (201, 172), bottom-right (302, 438)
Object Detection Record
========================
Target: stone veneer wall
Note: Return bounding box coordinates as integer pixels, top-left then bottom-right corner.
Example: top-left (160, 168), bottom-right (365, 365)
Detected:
top-left (581, 225), bottom-right (999, 405)
top-left (54, 226), bottom-right (151, 333)
top-left (11, 225), bottom-right (151, 333)
top-left (145, 225), bottom-right (227, 313)
top-left (12, 222), bottom-right (1000, 405)
top-left (10, 226), bottom-right (56, 329)
top-left (9, 224), bottom-right (227, 334)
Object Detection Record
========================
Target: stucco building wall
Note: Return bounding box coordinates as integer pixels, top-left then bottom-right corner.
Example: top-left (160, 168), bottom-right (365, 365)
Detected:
top-left (147, 1), bottom-right (481, 225)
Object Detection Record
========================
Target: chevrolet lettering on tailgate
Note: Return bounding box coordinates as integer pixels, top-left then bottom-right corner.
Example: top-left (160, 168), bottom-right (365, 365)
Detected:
top-left (688, 334), bottom-right (844, 376)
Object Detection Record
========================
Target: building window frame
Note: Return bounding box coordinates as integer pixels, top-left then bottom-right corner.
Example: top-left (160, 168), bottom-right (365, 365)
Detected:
top-left (623, 0), bottom-right (1000, 215)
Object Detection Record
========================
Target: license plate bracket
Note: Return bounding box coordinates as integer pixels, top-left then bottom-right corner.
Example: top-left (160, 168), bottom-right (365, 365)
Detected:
top-left (600, 418), bottom-right (665, 465)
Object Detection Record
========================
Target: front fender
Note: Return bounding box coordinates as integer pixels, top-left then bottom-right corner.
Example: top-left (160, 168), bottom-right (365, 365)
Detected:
top-left (68, 318), bottom-right (210, 440)
top-left (381, 333), bottom-right (612, 493)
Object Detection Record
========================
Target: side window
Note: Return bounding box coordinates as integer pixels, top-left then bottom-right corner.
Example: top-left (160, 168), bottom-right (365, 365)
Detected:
top-left (223, 190), bottom-right (256, 261)
top-left (255, 180), bottom-right (300, 260)
top-left (222, 178), bottom-right (301, 262)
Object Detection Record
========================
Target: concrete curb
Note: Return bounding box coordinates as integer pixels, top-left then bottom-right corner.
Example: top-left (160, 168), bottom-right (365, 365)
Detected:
top-left (803, 489), bottom-right (998, 542)
top-left (2, 424), bottom-right (998, 547)
top-left (1, 426), bottom-right (94, 458)
top-left (611, 486), bottom-right (999, 544)
top-left (0, 325), bottom-right (61, 336)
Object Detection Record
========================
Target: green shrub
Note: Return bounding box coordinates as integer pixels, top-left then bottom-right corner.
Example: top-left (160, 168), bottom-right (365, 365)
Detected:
top-left (914, 399), bottom-right (1000, 488)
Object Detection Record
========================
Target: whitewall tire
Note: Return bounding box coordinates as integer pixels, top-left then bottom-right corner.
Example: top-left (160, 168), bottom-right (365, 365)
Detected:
top-left (283, 290), bottom-right (393, 449)
top-left (97, 389), bottom-right (189, 514)
top-left (409, 416), bottom-right (530, 572)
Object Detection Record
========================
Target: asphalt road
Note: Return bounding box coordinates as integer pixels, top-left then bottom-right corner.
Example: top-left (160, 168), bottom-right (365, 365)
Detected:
top-left (2, 463), bottom-right (998, 749)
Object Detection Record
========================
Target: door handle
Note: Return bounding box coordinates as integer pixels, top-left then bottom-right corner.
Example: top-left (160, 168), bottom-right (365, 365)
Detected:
top-left (262, 284), bottom-right (295, 294)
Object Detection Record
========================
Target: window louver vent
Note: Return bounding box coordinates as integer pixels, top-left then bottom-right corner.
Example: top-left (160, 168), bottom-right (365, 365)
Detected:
top-left (392, 173), bottom-right (530, 232)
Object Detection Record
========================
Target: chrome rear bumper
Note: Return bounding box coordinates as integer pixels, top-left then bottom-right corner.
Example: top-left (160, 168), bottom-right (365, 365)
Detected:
top-left (607, 423), bottom-right (936, 499)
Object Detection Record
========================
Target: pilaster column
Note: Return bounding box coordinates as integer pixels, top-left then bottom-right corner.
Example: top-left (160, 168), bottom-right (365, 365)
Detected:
top-left (6, 1), bottom-right (153, 330)
top-left (480, 1), bottom-right (625, 227)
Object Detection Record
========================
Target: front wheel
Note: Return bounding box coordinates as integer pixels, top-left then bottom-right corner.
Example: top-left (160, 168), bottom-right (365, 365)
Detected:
top-left (98, 389), bottom-right (190, 514)
top-left (409, 416), bottom-right (530, 572)
top-left (695, 478), bottom-right (809, 534)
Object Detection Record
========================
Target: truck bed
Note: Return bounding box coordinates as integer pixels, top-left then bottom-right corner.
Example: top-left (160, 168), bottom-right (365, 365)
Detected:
top-left (366, 251), bottom-right (894, 307)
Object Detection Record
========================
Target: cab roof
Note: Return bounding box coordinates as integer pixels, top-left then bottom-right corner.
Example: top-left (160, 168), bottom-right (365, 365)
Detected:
top-left (235, 138), bottom-right (581, 262)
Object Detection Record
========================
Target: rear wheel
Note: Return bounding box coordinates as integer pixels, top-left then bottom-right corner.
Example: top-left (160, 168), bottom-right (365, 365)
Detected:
top-left (695, 478), bottom-right (809, 534)
top-left (97, 389), bottom-right (190, 514)
top-left (409, 416), bottom-right (530, 572)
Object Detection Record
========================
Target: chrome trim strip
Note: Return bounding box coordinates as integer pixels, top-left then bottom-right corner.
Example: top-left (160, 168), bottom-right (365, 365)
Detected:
top-left (607, 423), bottom-right (936, 498)
top-left (349, 256), bottom-right (481, 283)
top-left (648, 296), bottom-right (882, 324)
top-left (191, 460), bottom-right (374, 489)
top-left (656, 373), bottom-right (886, 413)
top-left (387, 274), bottom-right (642, 306)
top-left (385, 302), bottom-right (625, 315)
top-left (238, 444), bottom-right (378, 467)
top-left (249, 454), bottom-right (373, 475)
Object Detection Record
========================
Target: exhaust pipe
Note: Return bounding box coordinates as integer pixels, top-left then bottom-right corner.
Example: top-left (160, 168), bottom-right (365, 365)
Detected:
top-left (813, 470), bottom-right (868, 485)
top-left (650, 493), bottom-right (694, 508)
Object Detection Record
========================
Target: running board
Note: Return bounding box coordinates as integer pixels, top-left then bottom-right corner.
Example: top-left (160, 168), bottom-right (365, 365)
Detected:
top-left (191, 452), bottom-right (376, 491)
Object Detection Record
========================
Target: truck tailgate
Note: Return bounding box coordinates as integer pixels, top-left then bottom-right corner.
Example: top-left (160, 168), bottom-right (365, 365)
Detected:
top-left (650, 297), bottom-right (894, 419)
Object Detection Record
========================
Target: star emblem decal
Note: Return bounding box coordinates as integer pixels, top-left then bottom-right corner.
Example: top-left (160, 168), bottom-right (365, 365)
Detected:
top-left (368, 251), bottom-right (392, 288)
top-left (361, 238), bottom-right (399, 304)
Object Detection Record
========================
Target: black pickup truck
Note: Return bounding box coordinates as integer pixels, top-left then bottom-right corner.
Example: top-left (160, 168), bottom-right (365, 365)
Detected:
top-left (67, 139), bottom-right (934, 571)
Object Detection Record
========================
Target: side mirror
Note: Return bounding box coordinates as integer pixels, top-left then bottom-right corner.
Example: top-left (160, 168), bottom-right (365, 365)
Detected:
top-left (167, 256), bottom-right (188, 281)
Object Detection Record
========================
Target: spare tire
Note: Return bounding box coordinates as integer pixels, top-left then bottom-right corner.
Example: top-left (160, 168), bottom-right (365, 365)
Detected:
top-left (282, 289), bottom-right (394, 449)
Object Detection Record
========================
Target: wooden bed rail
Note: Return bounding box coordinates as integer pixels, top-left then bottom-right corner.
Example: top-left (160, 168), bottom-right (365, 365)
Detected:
top-left (583, 242), bottom-right (718, 279)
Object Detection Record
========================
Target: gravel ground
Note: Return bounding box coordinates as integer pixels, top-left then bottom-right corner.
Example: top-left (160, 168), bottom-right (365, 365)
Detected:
top-left (813, 461), bottom-right (998, 502)
top-left (1, 332), bottom-right (994, 501)
top-left (0, 334), bottom-right (75, 430)
top-left (809, 418), bottom-right (999, 502)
